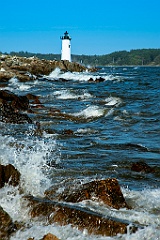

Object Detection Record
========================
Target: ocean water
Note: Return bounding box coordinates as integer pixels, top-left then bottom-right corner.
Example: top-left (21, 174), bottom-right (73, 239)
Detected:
top-left (0, 66), bottom-right (160, 240)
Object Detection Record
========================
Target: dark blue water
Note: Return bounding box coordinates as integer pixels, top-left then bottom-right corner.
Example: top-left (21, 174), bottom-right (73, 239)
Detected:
top-left (44, 66), bottom-right (160, 190)
top-left (0, 66), bottom-right (160, 239)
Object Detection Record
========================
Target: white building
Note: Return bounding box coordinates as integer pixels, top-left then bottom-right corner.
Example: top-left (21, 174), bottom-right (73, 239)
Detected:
top-left (60, 31), bottom-right (71, 62)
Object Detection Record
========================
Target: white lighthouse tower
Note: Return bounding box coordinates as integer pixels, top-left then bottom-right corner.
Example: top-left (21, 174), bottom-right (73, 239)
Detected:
top-left (60, 31), bottom-right (71, 62)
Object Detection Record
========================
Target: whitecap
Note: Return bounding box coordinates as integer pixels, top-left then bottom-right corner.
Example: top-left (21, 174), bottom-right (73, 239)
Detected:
top-left (48, 68), bottom-right (114, 82)
top-left (53, 89), bottom-right (92, 100)
top-left (74, 105), bottom-right (105, 118)
top-left (48, 67), bottom-right (61, 79)
top-left (6, 76), bottom-right (31, 92)
top-left (76, 128), bottom-right (98, 134)
top-left (105, 96), bottom-right (122, 106)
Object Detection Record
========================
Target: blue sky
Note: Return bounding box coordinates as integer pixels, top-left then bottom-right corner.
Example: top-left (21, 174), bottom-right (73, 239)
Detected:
top-left (0, 0), bottom-right (160, 55)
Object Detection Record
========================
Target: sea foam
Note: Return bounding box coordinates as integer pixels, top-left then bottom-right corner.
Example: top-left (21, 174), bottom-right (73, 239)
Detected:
top-left (48, 68), bottom-right (113, 82)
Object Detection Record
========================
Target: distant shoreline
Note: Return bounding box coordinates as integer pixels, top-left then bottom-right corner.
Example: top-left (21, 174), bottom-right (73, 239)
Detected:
top-left (100, 65), bottom-right (160, 67)
top-left (1, 48), bottom-right (160, 66)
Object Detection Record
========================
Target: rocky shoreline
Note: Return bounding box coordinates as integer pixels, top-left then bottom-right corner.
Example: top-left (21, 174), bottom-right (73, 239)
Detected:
top-left (0, 55), bottom-right (156, 239)
top-left (0, 85), bottom-right (156, 239)
top-left (0, 163), bottom-right (139, 240)
top-left (0, 54), bottom-right (96, 83)
top-left (1, 160), bottom-right (154, 239)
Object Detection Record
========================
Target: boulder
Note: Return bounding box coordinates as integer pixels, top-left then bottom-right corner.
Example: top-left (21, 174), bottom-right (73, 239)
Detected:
top-left (47, 178), bottom-right (129, 210)
top-left (88, 77), bottom-right (105, 83)
top-left (26, 195), bottom-right (132, 237)
top-left (0, 90), bottom-right (32, 124)
top-left (26, 178), bottom-right (135, 237)
top-left (131, 161), bottom-right (155, 173)
top-left (52, 206), bottom-right (129, 237)
top-left (0, 206), bottom-right (14, 240)
top-left (0, 164), bottom-right (20, 188)
top-left (0, 90), bottom-right (29, 110)
top-left (57, 60), bottom-right (87, 72)
top-left (0, 71), bottom-right (15, 82)
top-left (95, 77), bottom-right (105, 82)
top-left (26, 93), bottom-right (44, 109)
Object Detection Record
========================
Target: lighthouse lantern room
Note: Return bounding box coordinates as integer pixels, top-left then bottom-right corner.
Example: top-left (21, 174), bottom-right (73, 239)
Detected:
top-left (61, 31), bottom-right (71, 62)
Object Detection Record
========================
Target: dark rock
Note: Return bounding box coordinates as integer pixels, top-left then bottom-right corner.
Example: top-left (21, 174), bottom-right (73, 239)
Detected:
top-left (0, 101), bottom-right (32, 124)
top-left (0, 90), bottom-right (29, 110)
top-left (48, 108), bottom-right (80, 122)
top-left (62, 129), bottom-right (74, 135)
top-left (131, 161), bottom-right (155, 173)
top-left (88, 77), bottom-right (94, 82)
top-left (0, 90), bottom-right (32, 124)
top-left (0, 206), bottom-right (14, 240)
top-left (26, 93), bottom-right (44, 108)
top-left (54, 178), bottom-right (129, 210)
top-left (59, 77), bottom-right (69, 82)
top-left (88, 77), bottom-right (105, 83)
top-left (95, 77), bottom-right (105, 82)
top-left (0, 164), bottom-right (20, 188)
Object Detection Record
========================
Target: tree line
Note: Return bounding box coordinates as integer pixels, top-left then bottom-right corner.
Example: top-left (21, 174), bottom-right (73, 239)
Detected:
top-left (1, 49), bottom-right (160, 66)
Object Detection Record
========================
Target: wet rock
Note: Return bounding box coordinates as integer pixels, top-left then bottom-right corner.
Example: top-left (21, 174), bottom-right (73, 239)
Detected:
top-left (0, 90), bottom-right (32, 124)
top-left (0, 206), bottom-right (14, 240)
top-left (27, 179), bottom-right (132, 237)
top-left (48, 108), bottom-right (80, 122)
top-left (26, 195), bottom-right (137, 237)
top-left (88, 77), bottom-right (94, 82)
top-left (26, 175), bottom-right (139, 237)
top-left (59, 77), bottom-right (69, 82)
top-left (0, 101), bottom-right (32, 123)
top-left (53, 206), bottom-right (129, 237)
top-left (58, 60), bottom-right (87, 72)
top-left (42, 233), bottom-right (59, 240)
top-left (0, 90), bottom-right (29, 110)
top-left (26, 93), bottom-right (44, 108)
top-left (62, 129), bottom-right (74, 135)
top-left (28, 197), bottom-right (55, 219)
top-left (88, 77), bottom-right (105, 83)
top-left (131, 161), bottom-right (155, 173)
top-left (0, 164), bottom-right (21, 188)
top-left (95, 77), bottom-right (105, 82)
top-left (54, 178), bottom-right (129, 210)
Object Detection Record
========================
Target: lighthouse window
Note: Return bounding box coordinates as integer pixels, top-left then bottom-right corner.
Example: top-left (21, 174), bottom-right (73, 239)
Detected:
top-left (69, 45), bottom-right (71, 48)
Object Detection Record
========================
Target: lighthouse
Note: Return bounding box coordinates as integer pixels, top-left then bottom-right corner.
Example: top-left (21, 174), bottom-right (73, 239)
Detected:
top-left (60, 31), bottom-right (71, 62)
